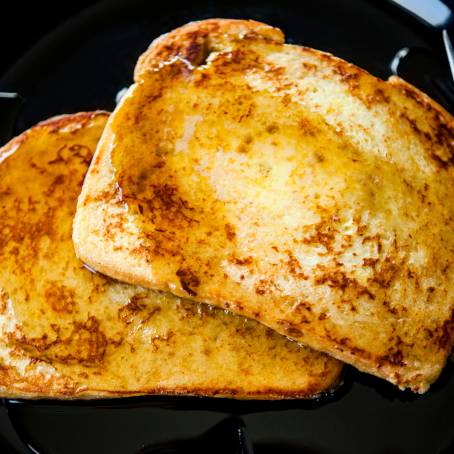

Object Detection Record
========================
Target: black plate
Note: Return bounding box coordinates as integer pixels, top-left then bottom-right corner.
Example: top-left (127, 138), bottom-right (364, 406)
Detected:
top-left (1, 1), bottom-right (454, 453)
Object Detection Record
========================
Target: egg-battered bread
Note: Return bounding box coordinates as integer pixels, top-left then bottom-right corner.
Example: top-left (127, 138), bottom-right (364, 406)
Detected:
top-left (0, 111), bottom-right (341, 399)
top-left (74, 19), bottom-right (454, 392)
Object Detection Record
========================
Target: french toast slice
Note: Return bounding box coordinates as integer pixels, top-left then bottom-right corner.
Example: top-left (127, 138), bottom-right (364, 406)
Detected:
top-left (0, 111), bottom-right (342, 399)
top-left (73, 19), bottom-right (454, 393)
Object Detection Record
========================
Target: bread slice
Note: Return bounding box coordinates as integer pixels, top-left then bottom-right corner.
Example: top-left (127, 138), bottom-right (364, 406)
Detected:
top-left (73, 19), bottom-right (454, 393)
top-left (0, 111), bottom-right (341, 399)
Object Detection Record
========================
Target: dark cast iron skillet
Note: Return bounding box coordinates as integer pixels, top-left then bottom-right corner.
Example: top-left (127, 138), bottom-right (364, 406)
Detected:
top-left (0, 1), bottom-right (454, 453)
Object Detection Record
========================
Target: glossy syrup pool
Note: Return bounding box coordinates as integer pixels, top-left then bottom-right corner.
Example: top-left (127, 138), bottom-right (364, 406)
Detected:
top-left (0, 0), bottom-right (454, 453)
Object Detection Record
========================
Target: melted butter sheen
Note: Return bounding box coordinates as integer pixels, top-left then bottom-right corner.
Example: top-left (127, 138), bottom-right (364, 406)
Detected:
top-left (108, 33), bottom-right (454, 393)
top-left (113, 58), bottom-right (421, 264)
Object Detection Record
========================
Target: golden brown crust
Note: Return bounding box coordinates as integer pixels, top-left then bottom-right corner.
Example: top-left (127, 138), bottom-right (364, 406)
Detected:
top-left (387, 75), bottom-right (454, 166)
top-left (388, 76), bottom-right (454, 124)
top-left (0, 111), bottom-right (110, 163)
top-left (0, 111), bottom-right (342, 399)
top-left (75, 19), bottom-right (454, 393)
top-left (36, 111), bottom-right (110, 129)
top-left (134, 19), bottom-right (284, 81)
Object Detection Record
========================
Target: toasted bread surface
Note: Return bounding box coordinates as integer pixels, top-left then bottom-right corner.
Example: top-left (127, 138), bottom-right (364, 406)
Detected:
top-left (0, 112), bottom-right (341, 399)
top-left (74, 19), bottom-right (454, 392)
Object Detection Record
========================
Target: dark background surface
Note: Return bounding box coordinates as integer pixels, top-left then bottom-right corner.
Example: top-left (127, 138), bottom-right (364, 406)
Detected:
top-left (0, 1), bottom-right (454, 453)
top-left (1, 0), bottom-right (454, 78)
top-left (2, 0), bottom-right (454, 136)
top-left (0, 2), bottom-right (96, 77)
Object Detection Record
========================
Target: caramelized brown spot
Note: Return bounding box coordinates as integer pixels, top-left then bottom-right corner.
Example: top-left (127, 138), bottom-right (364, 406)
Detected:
top-left (298, 117), bottom-right (319, 136)
top-left (47, 143), bottom-right (92, 166)
top-left (302, 217), bottom-right (338, 251)
top-left (266, 123), bottom-right (279, 134)
top-left (232, 255), bottom-right (253, 266)
top-left (0, 289), bottom-right (8, 314)
top-left (44, 284), bottom-right (75, 314)
top-left (332, 65), bottom-right (360, 90)
top-left (0, 204), bottom-right (56, 259)
top-left (363, 257), bottom-right (378, 267)
top-left (277, 320), bottom-right (302, 338)
top-left (118, 294), bottom-right (160, 325)
top-left (380, 350), bottom-right (405, 367)
top-left (368, 88), bottom-right (390, 104)
top-left (302, 61), bottom-right (317, 72)
top-left (255, 285), bottom-right (267, 296)
top-left (176, 267), bottom-right (200, 296)
top-left (286, 251), bottom-right (308, 280)
top-left (224, 223), bottom-right (236, 241)
top-left (371, 256), bottom-right (400, 288)
top-left (255, 279), bottom-right (270, 296)
top-left (184, 33), bottom-right (211, 66)
top-left (436, 308), bottom-right (454, 350)
top-left (316, 267), bottom-right (374, 301)
top-left (16, 316), bottom-right (108, 365)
